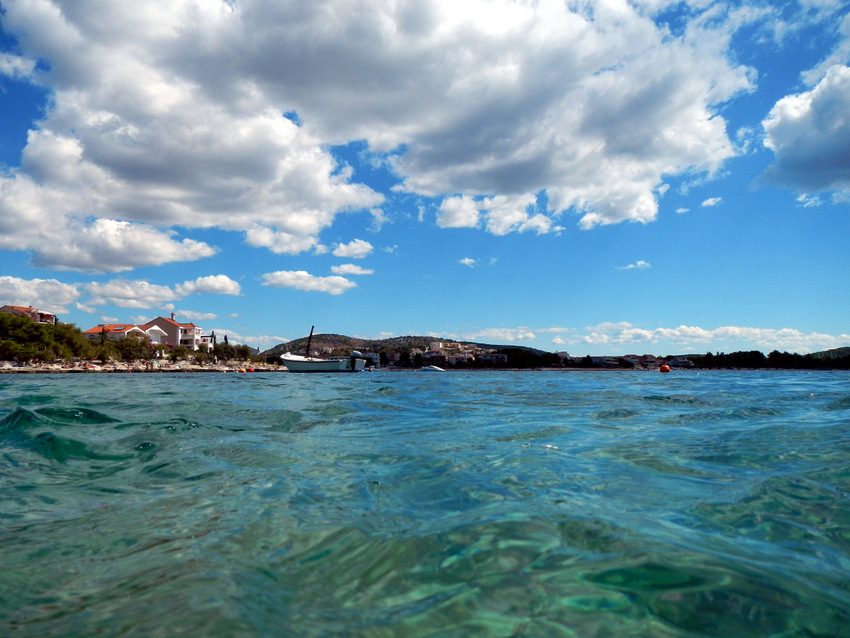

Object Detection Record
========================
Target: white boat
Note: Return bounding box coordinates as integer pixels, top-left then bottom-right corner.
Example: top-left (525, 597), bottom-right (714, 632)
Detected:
top-left (420, 365), bottom-right (445, 372)
top-left (280, 352), bottom-right (367, 372)
top-left (280, 326), bottom-right (367, 372)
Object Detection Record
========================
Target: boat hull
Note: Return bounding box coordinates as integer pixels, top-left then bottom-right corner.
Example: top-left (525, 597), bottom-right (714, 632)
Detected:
top-left (280, 353), bottom-right (366, 372)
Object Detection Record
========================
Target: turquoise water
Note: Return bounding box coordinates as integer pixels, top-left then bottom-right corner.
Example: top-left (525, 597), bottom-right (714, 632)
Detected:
top-left (1, 370), bottom-right (849, 637)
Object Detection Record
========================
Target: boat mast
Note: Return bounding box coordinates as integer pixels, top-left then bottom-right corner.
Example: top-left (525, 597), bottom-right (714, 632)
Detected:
top-left (305, 326), bottom-right (314, 358)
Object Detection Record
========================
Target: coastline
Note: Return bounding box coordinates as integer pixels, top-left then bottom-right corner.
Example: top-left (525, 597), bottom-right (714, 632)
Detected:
top-left (0, 362), bottom-right (283, 374)
top-left (1, 364), bottom-right (683, 374)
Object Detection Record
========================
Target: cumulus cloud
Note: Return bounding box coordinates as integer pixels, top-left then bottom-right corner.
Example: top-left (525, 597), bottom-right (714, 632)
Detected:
top-left (459, 258), bottom-right (476, 268)
top-left (176, 310), bottom-right (218, 321)
top-left (332, 239), bottom-right (374, 259)
top-left (86, 280), bottom-right (176, 309)
top-left (331, 264), bottom-right (374, 275)
top-left (0, 276), bottom-right (80, 314)
top-left (438, 194), bottom-right (559, 235)
top-left (84, 274), bottom-right (241, 308)
top-left (176, 275), bottom-right (241, 296)
top-left (763, 64), bottom-right (850, 194)
top-left (460, 321), bottom-right (849, 354)
top-left (438, 196), bottom-right (480, 229)
top-left (261, 270), bottom-right (356, 295)
top-left (0, 52), bottom-right (35, 79)
top-left (701, 197), bottom-right (722, 207)
top-left (0, 0), bottom-right (383, 271)
top-left (0, 0), bottom-right (761, 271)
top-left (466, 327), bottom-right (537, 343)
top-left (576, 321), bottom-right (850, 354)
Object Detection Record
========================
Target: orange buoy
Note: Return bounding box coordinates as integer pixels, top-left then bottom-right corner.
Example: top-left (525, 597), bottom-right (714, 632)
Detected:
top-left (659, 364), bottom-right (671, 373)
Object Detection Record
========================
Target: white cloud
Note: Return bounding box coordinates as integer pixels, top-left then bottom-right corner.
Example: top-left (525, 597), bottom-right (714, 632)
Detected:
top-left (796, 194), bottom-right (824, 207)
top-left (459, 258), bottom-right (476, 268)
top-left (176, 310), bottom-right (218, 321)
top-left (438, 194), bottom-right (558, 235)
top-left (0, 0), bottom-right (762, 268)
top-left (480, 194), bottom-right (553, 236)
top-left (676, 207), bottom-right (690, 214)
top-left (466, 327), bottom-right (537, 343)
top-left (0, 0), bottom-right (383, 271)
top-left (332, 239), bottom-right (374, 259)
top-left (574, 321), bottom-right (850, 354)
top-left (261, 270), bottom-right (356, 295)
top-left (437, 196), bottom-right (480, 229)
top-left (176, 275), bottom-right (242, 296)
top-left (85, 279), bottom-right (176, 309)
top-left (331, 264), bottom-right (374, 275)
top-left (763, 64), bottom-right (850, 194)
top-left (83, 274), bottom-right (239, 309)
top-left (617, 260), bottom-right (651, 270)
top-left (0, 53), bottom-right (35, 79)
top-left (0, 276), bottom-right (80, 314)
top-left (701, 197), bottom-right (722, 207)
top-left (801, 13), bottom-right (850, 85)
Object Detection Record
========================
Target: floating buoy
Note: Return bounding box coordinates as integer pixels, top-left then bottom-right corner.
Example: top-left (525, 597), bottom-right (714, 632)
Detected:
top-left (659, 364), bottom-right (671, 373)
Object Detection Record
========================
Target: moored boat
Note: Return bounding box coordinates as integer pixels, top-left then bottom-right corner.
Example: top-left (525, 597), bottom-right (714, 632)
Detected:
top-left (280, 352), bottom-right (367, 372)
top-left (280, 326), bottom-right (367, 372)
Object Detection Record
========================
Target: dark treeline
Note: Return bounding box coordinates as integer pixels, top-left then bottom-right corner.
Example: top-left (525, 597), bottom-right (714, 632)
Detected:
top-left (688, 350), bottom-right (850, 370)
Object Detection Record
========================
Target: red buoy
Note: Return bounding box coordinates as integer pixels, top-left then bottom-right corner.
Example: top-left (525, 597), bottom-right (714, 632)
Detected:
top-left (659, 364), bottom-right (671, 373)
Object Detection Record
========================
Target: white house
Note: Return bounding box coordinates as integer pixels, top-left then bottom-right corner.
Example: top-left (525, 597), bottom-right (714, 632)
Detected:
top-left (1, 305), bottom-right (57, 324)
top-left (140, 315), bottom-right (203, 351)
top-left (84, 315), bottom-right (203, 350)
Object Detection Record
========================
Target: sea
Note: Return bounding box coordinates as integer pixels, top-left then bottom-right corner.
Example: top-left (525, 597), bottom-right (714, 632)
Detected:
top-left (1, 369), bottom-right (849, 637)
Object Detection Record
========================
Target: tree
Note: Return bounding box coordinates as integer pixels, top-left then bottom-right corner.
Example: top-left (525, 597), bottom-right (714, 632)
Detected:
top-left (213, 342), bottom-right (236, 361)
top-left (114, 333), bottom-right (152, 361)
top-left (0, 314), bottom-right (94, 363)
top-left (170, 345), bottom-right (190, 362)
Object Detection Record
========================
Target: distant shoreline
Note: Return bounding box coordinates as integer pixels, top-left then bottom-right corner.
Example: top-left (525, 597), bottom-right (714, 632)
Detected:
top-left (0, 363), bottom-right (282, 374)
top-left (0, 365), bottom-right (821, 374)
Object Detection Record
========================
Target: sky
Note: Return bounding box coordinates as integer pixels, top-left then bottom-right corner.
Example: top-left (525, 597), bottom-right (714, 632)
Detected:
top-left (0, 0), bottom-right (849, 356)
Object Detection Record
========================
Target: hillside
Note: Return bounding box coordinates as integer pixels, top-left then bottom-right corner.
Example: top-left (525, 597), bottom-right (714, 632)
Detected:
top-left (811, 347), bottom-right (850, 360)
top-left (262, 333), bottom-right (544, 358)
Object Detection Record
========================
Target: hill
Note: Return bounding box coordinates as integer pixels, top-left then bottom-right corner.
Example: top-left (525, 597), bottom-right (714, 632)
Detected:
top-left (262, 333), bottom-right (544, 358)
top-left (811, 347), bottom-right (850, 360)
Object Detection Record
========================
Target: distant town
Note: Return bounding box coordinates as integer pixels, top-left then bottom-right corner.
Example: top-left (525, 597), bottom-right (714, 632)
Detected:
top-left (1, 304), bottom-right (849, 371)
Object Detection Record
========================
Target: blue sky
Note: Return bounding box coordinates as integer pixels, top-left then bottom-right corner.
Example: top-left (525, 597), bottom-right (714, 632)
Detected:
top-left (1, 0), bottom-right (848, 356)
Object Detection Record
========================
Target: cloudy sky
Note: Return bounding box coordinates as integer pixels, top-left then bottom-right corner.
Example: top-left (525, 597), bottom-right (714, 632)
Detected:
top-left (1, 0), bottom-right (848, 355)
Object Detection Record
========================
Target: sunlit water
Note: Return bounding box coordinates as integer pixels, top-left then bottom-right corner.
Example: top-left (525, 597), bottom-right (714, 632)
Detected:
top-left (1, 370), bottom-right (849, 637)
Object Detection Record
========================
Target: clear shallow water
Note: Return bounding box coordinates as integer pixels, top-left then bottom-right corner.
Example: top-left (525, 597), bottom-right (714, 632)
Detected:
top-left (1, 370), bottom-right (849, 637)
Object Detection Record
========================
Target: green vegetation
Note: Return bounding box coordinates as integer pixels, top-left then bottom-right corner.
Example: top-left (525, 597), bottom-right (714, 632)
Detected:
top-left (689, 350), bottom-right (850, 370)
top-left (0, 313), bottom-right (93, 362)
top-left (0, 313), bottom-right (261, 365)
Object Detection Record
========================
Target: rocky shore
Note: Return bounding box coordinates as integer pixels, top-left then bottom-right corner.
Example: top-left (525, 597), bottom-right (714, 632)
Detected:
top-left (0, 362), bottom-right (282, 373)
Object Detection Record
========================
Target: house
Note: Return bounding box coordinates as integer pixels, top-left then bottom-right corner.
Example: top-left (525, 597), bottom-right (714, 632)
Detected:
top-left (83, 314), bottom-right (202, 350)
top-left (140, 315), bottom-right (203, 351)
top-left (0, 305), bottom-right (57, 324)
top-left (83, 324), bottom-right (148, 342)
